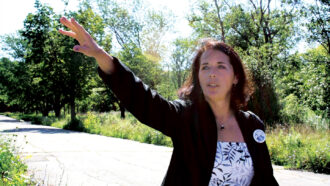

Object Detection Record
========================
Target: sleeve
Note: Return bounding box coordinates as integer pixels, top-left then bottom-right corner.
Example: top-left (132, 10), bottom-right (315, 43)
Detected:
top-left (97, 56), bottom-right (184, 138)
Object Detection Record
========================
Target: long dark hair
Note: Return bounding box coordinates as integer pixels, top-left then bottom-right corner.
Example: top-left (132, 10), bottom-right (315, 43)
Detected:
top-left (178, 39), bottom-right (254, 111)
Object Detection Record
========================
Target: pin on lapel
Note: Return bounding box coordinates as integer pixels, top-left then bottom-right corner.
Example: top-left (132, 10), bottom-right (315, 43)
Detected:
top-left (253, 129), bottom-right (266, 143)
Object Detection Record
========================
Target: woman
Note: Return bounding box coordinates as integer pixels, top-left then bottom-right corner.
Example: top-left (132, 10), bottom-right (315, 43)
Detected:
top-left (59, 17), bottom-right (278, 186)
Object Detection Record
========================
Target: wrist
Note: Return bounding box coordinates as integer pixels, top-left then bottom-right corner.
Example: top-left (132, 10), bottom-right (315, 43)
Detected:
top-left (93, 47), bottom-right (106, 59)
top-left (94, 48), bottom-right (114, 74)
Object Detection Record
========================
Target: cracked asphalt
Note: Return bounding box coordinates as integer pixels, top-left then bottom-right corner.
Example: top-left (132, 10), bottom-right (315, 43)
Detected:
top-left (0, 115), bottom-right (329, 186)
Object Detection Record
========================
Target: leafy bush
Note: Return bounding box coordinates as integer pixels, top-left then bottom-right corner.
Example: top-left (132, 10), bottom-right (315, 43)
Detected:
top-left (0, 135), bottom-right (33, 185)
top-left (267, 125), bottom-right (330, 173)
top-left (83, 112), bottom-right (102, 134)
top-left (70, 112), bottom-right (173, 146)
top-left (280, 94), bottom-right (306, 124)
top-left (63, 118), bottom-right (85, 132)
top-left (279, 94), bottom-right (329, 130)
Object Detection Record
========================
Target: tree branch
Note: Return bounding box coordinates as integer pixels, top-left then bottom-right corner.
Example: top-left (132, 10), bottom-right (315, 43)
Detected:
top-left (213, 0), bottom-right (226, 42)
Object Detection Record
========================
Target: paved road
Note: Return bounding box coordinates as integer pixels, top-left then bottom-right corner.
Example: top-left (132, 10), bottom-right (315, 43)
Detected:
top-left (0, 115), bottom-right (329, 186)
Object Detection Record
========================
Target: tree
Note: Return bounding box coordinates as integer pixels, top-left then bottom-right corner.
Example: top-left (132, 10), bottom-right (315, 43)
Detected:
top-left (188, 0), bottom-right (227, 41)
top-left (1, 0), bottom-right (111, 121)
top-left (96, 0), bottom-right (143, 49)
top-left (17, 0), bottom-right (55, 116)
top-left (141, 9), bottom-right (175, 63)
top-left (0, 57), bottom-right (32, 113)
top-left (275, 45), bottom-right (329, 122)
top-left (304, 0), bottom-right (329, 54)
top-left (60, 2), bottom-right (111, 121)
top-left (170, 38), bottom-right (195, 89)
top-left (93, 0), bottom-right (174, 118)
top-left (299, 46), bottom-right (329, 117)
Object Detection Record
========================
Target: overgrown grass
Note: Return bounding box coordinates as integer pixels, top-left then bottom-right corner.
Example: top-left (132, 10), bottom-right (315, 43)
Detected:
top-left (1, 112), bottom-right (58, 126)
top-left (267, 124), bottom-right (330, 174)
top-left (2, 111), bottom-right (329, 173)
top-left (0, 134), bottom-right (34, 185)
top-left (78, 112), bottom-right (173, 147)
top-left (2, 111), bottom-right (173, 147)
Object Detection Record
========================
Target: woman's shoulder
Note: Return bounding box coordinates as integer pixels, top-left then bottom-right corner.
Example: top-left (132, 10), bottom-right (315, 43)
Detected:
top-left (237, 110), bottom-right (265, 129)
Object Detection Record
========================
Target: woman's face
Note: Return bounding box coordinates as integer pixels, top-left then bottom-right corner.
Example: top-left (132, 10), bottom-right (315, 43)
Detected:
top-left (198, 49), bottom-right (238, 103)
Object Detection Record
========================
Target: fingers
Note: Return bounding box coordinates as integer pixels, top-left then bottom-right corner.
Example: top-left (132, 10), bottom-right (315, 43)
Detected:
top-left (59, 29), bottom-right (77, 39)
top-left (70, 18), bottom-right (88, 35)
top-left (59, 17), bottom-right (77, 33)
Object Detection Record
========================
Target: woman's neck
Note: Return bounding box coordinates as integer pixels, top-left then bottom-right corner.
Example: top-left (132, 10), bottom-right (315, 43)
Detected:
top-left (207, 98), bottom-right (233, 122)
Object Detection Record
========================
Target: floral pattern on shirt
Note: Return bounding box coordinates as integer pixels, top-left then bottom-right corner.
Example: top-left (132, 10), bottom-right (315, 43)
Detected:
top-left (208, 142), bottom-right (254, 186)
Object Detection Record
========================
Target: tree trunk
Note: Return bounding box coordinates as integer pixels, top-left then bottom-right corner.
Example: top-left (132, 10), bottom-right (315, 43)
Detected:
top-left (54, 107), bottom-right (61, 118)
top-left (71, 98), bottom-right (76, 121)
top-left (42, 109), bottom-right (49, 117)
top-left (119, 102), bottom-right (125, 119)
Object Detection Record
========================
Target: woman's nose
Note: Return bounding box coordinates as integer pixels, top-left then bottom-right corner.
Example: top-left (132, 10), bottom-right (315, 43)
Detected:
top-left (209, 68), bottom-right (216, 78)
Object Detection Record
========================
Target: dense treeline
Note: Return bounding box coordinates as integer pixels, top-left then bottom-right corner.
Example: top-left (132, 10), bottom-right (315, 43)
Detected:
top-left (0, 0), bottom-right (329, 128)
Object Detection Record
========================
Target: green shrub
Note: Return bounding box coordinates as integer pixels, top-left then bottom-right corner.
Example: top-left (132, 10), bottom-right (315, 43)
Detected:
top-left (280, 94), bottom-right (306, 124)
top-left (0, 135), bottom-right (34, 185)
top-left (83, 112), bottom-right (102, 134)
top-left (96, 112), bottom-right (173, 146)
top-left (63, 118), bottom-right (85, 132)
top-left (267, 125), bottom-right (330, 173)
top-left (279, 94), bottom-right (329, 130)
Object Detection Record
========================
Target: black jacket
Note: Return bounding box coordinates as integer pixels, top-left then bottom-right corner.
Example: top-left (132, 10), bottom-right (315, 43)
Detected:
top-left (97, 57), bottom-right (279, 186)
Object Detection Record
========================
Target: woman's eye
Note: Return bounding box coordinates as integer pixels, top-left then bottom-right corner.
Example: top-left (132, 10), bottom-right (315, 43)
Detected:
top-left (218, 65), bottom-right (226, 69)
top-left (201, 66), bottom-right (209, 70)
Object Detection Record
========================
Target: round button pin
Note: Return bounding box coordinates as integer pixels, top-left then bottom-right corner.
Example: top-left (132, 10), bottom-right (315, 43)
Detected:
top-left (253, 129), bottom-right (266, 143)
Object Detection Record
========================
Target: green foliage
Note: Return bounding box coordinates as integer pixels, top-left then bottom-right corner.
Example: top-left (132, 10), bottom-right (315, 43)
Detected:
top-left (275, 46), bottom-right (329, 123)
top-left (96, 0), bottom-right (143, 48)
top-left (117, 46), bottom-right (163, 89)
top-left (240, 46), bottom-right (281, 124)
top-left (279, 94), bottom-right (329, 130)
top-left (79, 112), bottom-right (173, 146)
top-left (142, 9), bottom-right (175, 62)
top-left (188, 0), bottom-right (224, 40)
top-left (170, 38), bottom-right (195, 89)
top-left (63, 118), bottom-right (85, 132)
top-left (280, 94), bottom-right (306, 123)
top-left (50, 112), bottom-right (173, 146)
top-left (2, 112), bottom-right (59, 125)
top-left (303, 0), bottom-right (330, 53)
top-left (267, 125), bottom-right (330, 173)
top-left (83, 112), bottom-right (102, 134)
top-left (99, 112), bottom-right (173, 146)
top-left (0, 135), bottom-right (34, 185)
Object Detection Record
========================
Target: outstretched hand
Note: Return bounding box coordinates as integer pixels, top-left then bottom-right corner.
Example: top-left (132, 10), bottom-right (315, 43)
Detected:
top-left (59, 17), bottom-right (102, 58)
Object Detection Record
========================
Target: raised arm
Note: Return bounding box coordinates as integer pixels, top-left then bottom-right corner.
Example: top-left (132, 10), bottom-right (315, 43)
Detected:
top-left (59, 17), bottom-right (114, 74)
top-left (59, 17), bottom-right (185, 138)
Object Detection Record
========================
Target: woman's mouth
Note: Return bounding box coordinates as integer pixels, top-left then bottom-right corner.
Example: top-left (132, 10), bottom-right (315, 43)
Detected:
top-left (207, 84), bottom-right (219, 87)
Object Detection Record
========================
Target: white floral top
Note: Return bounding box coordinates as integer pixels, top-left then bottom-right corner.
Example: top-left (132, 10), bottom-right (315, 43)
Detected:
top-left (208, 142), bottom-right (254, 186)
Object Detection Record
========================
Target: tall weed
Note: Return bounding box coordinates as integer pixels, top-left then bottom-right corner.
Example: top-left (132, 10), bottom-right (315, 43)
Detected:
top-left (267, 125), bottom-right (330, 173)
top-left (0, 135), bottom-right (34, 185)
